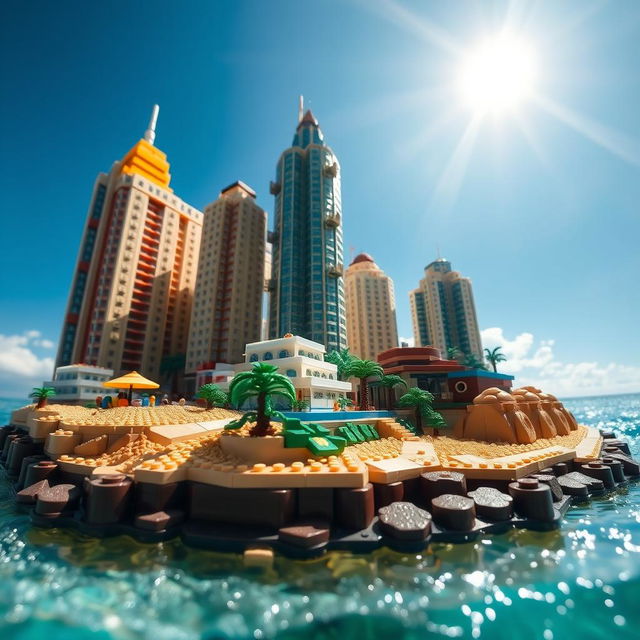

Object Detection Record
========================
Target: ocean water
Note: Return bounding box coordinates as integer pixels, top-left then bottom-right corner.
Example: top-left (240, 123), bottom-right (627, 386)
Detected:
top-left (0, 394), bottom-right (638, 640)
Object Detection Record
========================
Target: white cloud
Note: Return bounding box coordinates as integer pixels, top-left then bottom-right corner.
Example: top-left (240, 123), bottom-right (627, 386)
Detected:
top-left (481, 327), bottom-right (640, 398)
top-left (0, 331), bottom-right (56, 396)
top-left (399, 336), bottom-right (415, 347)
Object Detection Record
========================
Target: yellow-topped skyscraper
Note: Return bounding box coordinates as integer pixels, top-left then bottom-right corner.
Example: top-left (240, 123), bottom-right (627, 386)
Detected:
top-left (55, 106), bottom-right (203, 390)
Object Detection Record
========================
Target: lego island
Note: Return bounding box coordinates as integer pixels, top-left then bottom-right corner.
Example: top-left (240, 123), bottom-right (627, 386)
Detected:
top-left (1, 103), bottom-right (637, 564)
top-left (2, 337), bottom-right (637, 561)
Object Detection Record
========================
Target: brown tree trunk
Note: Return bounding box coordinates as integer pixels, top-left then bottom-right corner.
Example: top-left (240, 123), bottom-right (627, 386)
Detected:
top-left (37, 398), bottom-right (46, 409)
top-left (491, 362), bottom-right (497, 372)
top-left (360, 378), bottom-right (369, 410)
top-left (251, 392), bottom-right (271, 437)
top-left (415, 408), bottom-right (422, 433)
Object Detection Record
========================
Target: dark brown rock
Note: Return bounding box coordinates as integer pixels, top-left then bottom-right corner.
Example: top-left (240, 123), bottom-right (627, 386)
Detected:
top-left (580, 461), bottom-right (615, 489)
top-left (532, 473), bottom-right (564, 501)
top-left (190, 483), bottom-right (295, 529)
top-left (420, 470), bottom-right (467, 506)
top-left (85, 474), bottom-right (133, 524)
top-left (373, 481), bottom-right (404, 509)
top-left (431, 494), bottom-right (476, 531)
top-left (335, 483), bottom-right (374, 530)
top-left (135, 509), bottom-right (185, 531)
top-left (557, 475), bottom-right (589, 497)
top-left (467, 487), bottom-right (513, 521)
top-left (565, 471), bottom-right (604, 492)
top-left (34, 483), bottom-right (81, 516)
top-left (601, 452), bottom-right (639, 477)
top-left (279, 522), bottom-right (330, 548)
top-left (135, 481), bottom-right (185, 513)
top-left (16, 479), bottom-right (50, 504)
top-left (378, 501), bottom-right (431, 540)
top-left (550, 462), bottom-right (569, 476)
top-left (297, 488), bottom-right (334, 520)
top-left (1, 434), bottom-right (21, 462)
top-left (23, 459), bottom-right (58, 489)
top-left (601, 457), bottom-right (625, 483)
top-left (508, 478), bottom-right (555, 522)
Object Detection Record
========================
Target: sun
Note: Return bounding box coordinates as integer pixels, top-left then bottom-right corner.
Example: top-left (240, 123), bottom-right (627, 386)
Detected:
top-left (458, 33), bottom-right (537, 115)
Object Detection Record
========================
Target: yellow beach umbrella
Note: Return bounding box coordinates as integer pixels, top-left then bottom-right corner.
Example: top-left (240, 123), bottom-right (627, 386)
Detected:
top-left (104, 371), bottom-right (159, 402)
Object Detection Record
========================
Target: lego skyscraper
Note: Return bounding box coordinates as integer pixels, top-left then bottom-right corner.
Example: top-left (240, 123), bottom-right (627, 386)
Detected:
top-left (55, 106), bottom-right (202, 388)
top-left (268, 99), bottom-right (347, 353)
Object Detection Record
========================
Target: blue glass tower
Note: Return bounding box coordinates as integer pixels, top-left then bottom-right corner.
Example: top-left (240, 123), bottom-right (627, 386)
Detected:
top-left (268, 108), bottom-right (347, 353)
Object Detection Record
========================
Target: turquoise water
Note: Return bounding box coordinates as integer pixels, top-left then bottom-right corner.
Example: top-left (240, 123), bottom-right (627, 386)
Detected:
top-left (0, 394), bottom-right (639, 640)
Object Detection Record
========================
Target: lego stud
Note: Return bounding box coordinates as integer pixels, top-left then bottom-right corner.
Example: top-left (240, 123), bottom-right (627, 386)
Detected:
top-left (518, 478), bottom-right (539, 489)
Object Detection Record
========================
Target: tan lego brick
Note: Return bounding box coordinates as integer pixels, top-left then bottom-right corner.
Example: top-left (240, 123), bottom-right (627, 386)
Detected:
top-left (244, 546), bottom-right (274, 569)
top-left (187, 464), bottom-right (235, 488)
top-left (74, 434), bottom-right (108, 457)
top-left (133, 463), bottom-right (189, 484)
top-left (147, 424), bottom-right (208, 446)
top-left (29, 417), bottom-right (60, 440)
top-left (45, 431), bottom-right (83, 457)
top-left (106, 432), bottom-right (139, 454)
top-left (366, 457), bottom-right (427, 483)
top-left (574, 427), bottom-right (603, 462)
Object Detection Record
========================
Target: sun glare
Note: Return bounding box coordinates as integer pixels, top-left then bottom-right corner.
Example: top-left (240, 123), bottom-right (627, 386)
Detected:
top-left (458, 34), bottom-right (537, 115)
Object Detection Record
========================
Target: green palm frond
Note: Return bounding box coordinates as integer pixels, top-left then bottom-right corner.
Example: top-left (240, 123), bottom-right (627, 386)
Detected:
top-left (379, 374), bottom-right (407, 389)
top-left (397, 387), bottom-right (435, 412)
top-left (29, 386), bottom-right (56, 399)
top-left (344, 358), bottom-right (383, 380)
top-left (229, 362), bottom-right (296, 410)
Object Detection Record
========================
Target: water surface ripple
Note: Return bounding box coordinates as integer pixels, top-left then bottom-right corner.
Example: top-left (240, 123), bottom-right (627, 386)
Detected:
top-left (0, 394), bottom-right (638, 640)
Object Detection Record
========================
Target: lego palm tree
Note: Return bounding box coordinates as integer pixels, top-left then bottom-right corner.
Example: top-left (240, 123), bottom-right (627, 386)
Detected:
top-left (336, 395), bottom-right (353, 411)
top-left (447, 346), bottom-right (463, 362)
top-left (226, 362), bottom-right (296, 437)
top-left (344, 358), bottom-right (383, 410)
top-left (397, 387), bottom-right (447, 434)
top-left (29, 386), bottom-right (56, 409)
top-left (325, 348), bottom-right (354, 381)
top-left (196, 383), bottom-right (228, 409)
top-left (463, 352), bottom-right (487, 370)
top-left (379, 374), bottom-right (407, 410)
top-left (484, 346), bottom-right (507, 372)
top-left (290, 398), bottom-right (310, 412)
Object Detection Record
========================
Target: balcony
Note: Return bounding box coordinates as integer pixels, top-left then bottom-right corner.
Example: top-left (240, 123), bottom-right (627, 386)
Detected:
top-left (269, 181), bottom-right (281, 195)
top-left (327, 263), bottom-right (343, 278)
top-left (324, 212), bottom-right (341, 228)
top-left (323, 163), bottom-right (338, 178)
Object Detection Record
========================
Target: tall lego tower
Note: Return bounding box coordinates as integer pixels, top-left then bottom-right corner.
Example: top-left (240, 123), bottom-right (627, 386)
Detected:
top-left (55, 106), bottom-right (203, 388)
top-left (409, 258), bottom-right (483, 361)
top-left (345, 253), bottom-right (399, 361)
top-left (268, 98), bottom-right (347, 353)
top-left (185, 181), bottom-right (267, 382)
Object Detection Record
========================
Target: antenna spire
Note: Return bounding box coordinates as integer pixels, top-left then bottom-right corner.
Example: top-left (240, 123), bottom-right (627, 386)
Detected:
top-left (144, 104), bottom-right (159, 145)
top-left (298, 95), bottom-right (304, 123)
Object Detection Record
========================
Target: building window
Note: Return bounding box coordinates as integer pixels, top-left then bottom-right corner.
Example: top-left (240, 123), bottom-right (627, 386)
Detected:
top-left (454, 381), bottom-right (468, 393)
top-left (264, 352), bottom-right (273, 360)
top-left (249, 353), bottom-right (258, 362)
top-left (286, 369), bottom-right (296, 377)
top-left (279, 349), bottom-right (290, 358)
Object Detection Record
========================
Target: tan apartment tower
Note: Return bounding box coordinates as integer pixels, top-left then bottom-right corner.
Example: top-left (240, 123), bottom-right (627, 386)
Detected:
top-left (55, 106), bottom-right (203, 391)
top-left (185, 181), bottom-right (266, 389)
top-left (409, 257), bottom-right (482, 361)
top-left (345, 253), bottom-right (399, 361)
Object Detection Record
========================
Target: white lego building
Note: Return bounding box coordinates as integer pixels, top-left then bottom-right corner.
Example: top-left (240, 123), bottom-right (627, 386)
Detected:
top-left (43, 364), bottom-right (114, 405)
top-left (237, 335), bottom-right (352, 409)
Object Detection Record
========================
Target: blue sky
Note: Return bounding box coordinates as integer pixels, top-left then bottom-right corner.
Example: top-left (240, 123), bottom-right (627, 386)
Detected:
top-left (1, 0), bottom-right (639, 397)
